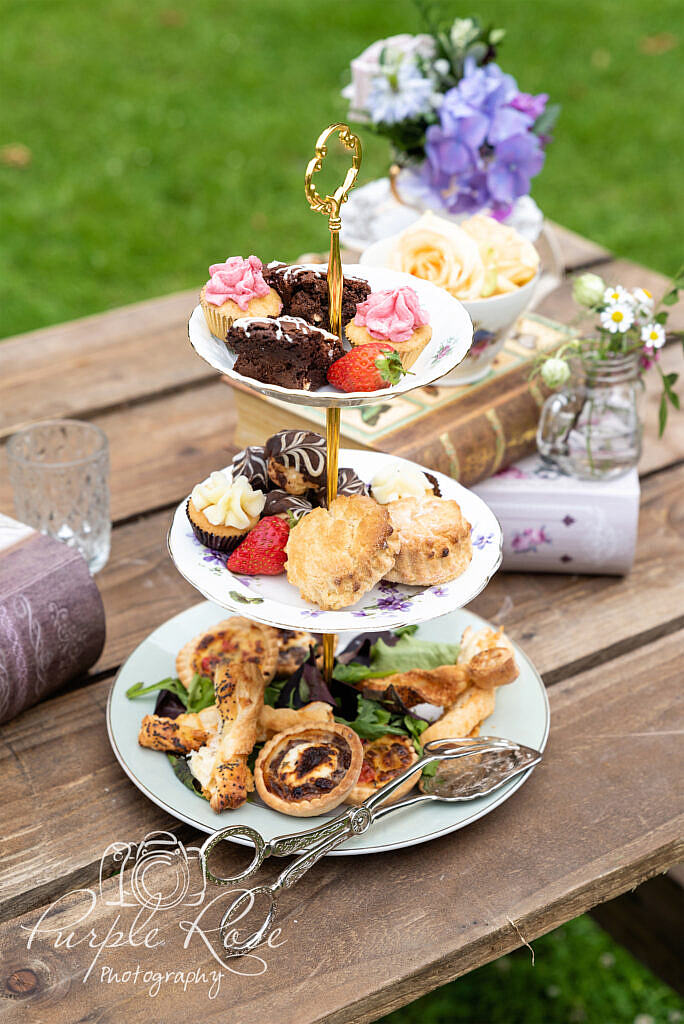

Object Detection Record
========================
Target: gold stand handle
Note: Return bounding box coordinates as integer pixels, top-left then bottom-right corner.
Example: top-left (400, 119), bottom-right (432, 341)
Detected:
top-left (304, 123), bottom-right (362, 680)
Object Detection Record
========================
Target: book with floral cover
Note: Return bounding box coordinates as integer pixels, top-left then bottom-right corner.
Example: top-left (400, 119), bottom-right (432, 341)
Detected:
top-left (225, 313), bottom-right (568, 487)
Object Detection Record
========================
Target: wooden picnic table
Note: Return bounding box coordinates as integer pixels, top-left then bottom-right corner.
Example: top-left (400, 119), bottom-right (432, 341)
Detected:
top-left (0, 224), bottom-right (682, 1022)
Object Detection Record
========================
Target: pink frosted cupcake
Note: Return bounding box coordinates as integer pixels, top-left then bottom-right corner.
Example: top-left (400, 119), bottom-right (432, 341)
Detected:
top-left (345, 286), bottom-right (432, 369)
top-left (200, 255), bottom-right (282, 337)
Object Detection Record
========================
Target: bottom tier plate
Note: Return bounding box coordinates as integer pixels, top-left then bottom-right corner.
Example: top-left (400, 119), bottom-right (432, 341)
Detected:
top-left (167, 448), bottom-right (503, 634)
top-left (107, 600), bottom-right (549, 856)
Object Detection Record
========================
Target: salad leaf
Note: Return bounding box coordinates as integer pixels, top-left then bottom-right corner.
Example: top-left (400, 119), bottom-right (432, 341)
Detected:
top-left (126, 676), bottom-right (188, 704)
top-left (339, 696), bottom-right (429, 753)
top-left (126, 673), bottom-right (214, 714)
top-left (186, 673), bottom-right (215, 712)
top-left (337, 695), bottom-right (408, 741)
top-left (333, 631), bottom-right (461, 684)
top-left (167, 754), bottom-right (206, 798)
top-left (274, 648), bottom-right (337, 710)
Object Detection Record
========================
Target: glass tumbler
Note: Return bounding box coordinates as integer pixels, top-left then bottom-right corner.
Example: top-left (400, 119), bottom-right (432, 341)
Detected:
top-left (7, 419), bottom-right (111, 573)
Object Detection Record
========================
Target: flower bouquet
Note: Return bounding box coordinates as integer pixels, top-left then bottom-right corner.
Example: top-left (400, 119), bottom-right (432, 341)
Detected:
top-left (534, 269), bottom-right (682, 479)
top-left (343, 4), bottom-right (559, 221)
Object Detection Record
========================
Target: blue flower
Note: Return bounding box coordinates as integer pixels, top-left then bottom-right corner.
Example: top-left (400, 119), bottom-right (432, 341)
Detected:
top-left (367, 60), bottom-right (434, 125)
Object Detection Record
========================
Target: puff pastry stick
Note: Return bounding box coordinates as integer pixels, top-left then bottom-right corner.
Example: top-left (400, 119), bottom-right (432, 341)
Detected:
top-left (361, 665), bottom-right (470, 707)
top-left (205, 661), bottom-right (265, 813)
top-left (255, 701), bottom-right (334, 743)
top-left (138, 705), bottom-right (219, 753)
top-left (420, 686), bottom-right (496, 744)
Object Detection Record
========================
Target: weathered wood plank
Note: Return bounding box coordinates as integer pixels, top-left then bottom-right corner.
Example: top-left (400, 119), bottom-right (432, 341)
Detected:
top-left (545, 220), bottom-right (612, 271)
top-left (0, 381), bottom-right (237, 523)
top-left (0, 289), bottom-right (202, 438)
top-left (639, 343), bottom-right (684, 477)
top-left (89, 462), bottom-right (684, 679)
top-left (0, 630), bottom-right (680, 1022)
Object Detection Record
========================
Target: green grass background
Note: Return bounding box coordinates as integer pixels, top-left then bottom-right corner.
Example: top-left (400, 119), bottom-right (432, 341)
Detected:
top-left (0, 0), bottom-right (682, 339)
top-left (1, 2), bottom-right (683, 1020)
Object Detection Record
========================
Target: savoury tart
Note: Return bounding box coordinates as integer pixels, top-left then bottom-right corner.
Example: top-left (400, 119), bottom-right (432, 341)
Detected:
top-left (384, 495), bottom-right (472, 586)
top-left (345, 734), bottom-right (419, 806)
top-left (254, 722), bottom-right (363, 816)
top-left (175, 617), bottom-right (278, 689)
top-left (285, 494), bottom-right (400, 610)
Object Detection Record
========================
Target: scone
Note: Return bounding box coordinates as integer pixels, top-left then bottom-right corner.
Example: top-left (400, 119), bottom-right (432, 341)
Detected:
top-left (285, 494), bottom-right (401, 610)
top-left (384, 495), bottom-right (472, 586)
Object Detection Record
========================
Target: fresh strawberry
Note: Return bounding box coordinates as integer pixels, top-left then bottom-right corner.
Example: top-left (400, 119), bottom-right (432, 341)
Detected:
top-left (327, 343), bottom-right (407, 393)
top-left (226, 516), bottom-right (289, 575)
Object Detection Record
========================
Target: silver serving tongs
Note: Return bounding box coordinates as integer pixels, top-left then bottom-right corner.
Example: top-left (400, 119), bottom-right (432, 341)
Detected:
top-left (202, 736), bottom-right (542, 957)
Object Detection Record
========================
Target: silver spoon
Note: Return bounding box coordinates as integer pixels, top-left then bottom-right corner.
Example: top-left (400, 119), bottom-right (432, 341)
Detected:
top-left (210, 736), bottom-right (542, 957)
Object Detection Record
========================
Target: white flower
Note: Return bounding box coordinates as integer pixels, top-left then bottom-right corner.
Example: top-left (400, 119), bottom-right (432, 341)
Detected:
top-left (344, 34), bottom-right (435, 117)
top-left (541, 357), bottom-right (571, 388)
top-left (603, 285), bottom-right (631, 306)
top-left (633, 287), bottom-right (655, 317)
top-left (573, 272), bottom-right (605, 308)
top-left (433, 58), bottom-right (451, 77)
top-left (450, 18), bottom-right (479, 51)
top-left (641, 322), bottom-right (666, 348)
top-left (367, 59), bottom-right (435, 125)
top-left (600, 302), bottom-right (635, 333)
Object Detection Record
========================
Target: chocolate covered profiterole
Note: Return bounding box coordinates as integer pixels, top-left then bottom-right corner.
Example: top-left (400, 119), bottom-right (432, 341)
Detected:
top-left (264, 430), bottom-right (327, 495)
top-left (231, 445), bottom-right (269, 492)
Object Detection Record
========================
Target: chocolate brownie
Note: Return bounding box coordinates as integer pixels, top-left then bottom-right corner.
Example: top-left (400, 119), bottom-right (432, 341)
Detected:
top-left (227, 316), bottom-right (344, 391)
top-left (264, 262), bottom-right (370, 332)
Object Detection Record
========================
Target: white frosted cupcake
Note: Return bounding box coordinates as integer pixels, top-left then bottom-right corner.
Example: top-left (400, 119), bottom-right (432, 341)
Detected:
top-left (186, 471), bottom-right (265, 552)
top-left (370, 462), bottom-right (434, 505)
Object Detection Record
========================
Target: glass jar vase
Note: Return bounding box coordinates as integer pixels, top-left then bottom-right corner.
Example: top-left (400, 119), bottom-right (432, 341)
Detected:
top-left (536, 351), bottom-right (644, 480)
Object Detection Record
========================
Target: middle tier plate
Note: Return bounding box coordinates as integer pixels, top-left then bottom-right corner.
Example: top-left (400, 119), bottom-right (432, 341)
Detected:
top-left (168, 449), bottom-right (503, 633)
top-left (188, 264), bottom-right (473, 408)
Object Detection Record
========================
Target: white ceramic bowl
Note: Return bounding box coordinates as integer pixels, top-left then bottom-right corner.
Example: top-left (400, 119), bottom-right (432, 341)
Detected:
top-left (360, 236), bottom-right (539, 385)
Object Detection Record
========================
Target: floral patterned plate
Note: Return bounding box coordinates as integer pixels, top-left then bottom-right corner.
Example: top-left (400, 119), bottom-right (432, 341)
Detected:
top-left (107, 601), bottom-right (549, 854)
top-left (167, 449), bottom-right (503, 634)
top-left (187, 264), bottom-right (473, 408)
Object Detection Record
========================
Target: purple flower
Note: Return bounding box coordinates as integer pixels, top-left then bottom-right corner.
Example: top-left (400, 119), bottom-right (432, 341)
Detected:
top-left (511, 92), bottom-right (548, 121)
top-left (472, 532), bottom-right (495, 550)
top-left (421, 59), bottom-right (545, 215)
top-left (377, 592), bottom-right (413, 612)
top-left (425, 124), bottom-right (479, 176)
top-left (562, 515), bottom-right (575, 527)
top-left (487, 133), bottom-right (545, 205)
top-left (640, 345), bottom-right (659, 370)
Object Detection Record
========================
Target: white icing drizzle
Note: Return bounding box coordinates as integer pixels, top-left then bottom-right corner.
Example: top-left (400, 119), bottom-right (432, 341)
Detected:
top-left (265, 430), bottom-right (327, 478)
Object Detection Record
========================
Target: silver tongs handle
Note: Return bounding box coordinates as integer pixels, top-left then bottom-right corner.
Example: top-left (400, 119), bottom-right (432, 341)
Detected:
top-left (218, 738), bottom-right (505, 956)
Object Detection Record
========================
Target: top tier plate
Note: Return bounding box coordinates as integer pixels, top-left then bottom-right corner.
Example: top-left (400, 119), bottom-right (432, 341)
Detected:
top-left (188, 264), bottom-right (473, 408)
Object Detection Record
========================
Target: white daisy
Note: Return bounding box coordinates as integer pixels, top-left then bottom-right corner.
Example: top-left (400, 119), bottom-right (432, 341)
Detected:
top-left (603, 285), bottom-right (631, 306)
top-left (633, 287), bottom-right (654, 307)
top-left (641, 322), bottom-right (666, 348)
top-left (600, 302), bottom-right (634, 333)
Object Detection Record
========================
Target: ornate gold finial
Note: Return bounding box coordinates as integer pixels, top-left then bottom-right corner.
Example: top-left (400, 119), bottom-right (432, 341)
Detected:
top-left (304, 123), bottom-right (362, 230)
